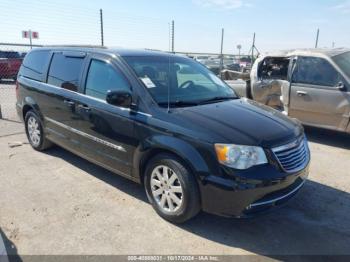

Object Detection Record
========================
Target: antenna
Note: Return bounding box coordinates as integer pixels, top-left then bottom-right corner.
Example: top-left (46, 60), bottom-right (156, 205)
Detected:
top-left (171, 20), bottom-right (175, 53)
top-left (167, 54), bottom-right (171, 113)
top-left (168, 22), bottom-right (171, 52)
top-left (219, 28), bottom-right (224, 79)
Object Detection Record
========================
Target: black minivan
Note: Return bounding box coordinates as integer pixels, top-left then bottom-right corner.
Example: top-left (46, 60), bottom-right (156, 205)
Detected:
top-left (16, 47), bottom-right (310, 223)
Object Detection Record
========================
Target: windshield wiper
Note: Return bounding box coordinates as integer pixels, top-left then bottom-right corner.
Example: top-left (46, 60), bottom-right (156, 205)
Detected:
top-left (198, 96), bottom-right (237, 105)
top-left (158, 100), bottom-right (199, 108)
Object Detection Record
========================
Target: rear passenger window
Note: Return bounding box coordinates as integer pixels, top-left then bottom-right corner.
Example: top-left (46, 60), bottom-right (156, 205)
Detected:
top-left (47, 53), bottom-right (84, 92)
top-left (85, 59), bottom-right (130, 100)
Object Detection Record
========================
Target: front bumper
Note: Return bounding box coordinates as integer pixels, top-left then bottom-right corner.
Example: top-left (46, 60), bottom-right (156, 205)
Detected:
top-left (199, 164), bottom-right (309, 217)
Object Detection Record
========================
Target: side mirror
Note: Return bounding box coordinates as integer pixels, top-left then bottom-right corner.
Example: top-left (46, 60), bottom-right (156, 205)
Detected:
top-left (336, 81), bottom-right (346, 91)
top-left (106, 90), bottom-right (132, 108)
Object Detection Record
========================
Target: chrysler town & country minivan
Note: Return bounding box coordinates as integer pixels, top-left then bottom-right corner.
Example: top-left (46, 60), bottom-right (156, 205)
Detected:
top-left (16, 47), bottom-right (310, 223)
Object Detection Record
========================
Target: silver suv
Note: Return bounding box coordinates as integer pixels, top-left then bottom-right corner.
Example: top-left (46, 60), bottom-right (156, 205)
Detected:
top-left (248, 49), bottom-right (350, 133)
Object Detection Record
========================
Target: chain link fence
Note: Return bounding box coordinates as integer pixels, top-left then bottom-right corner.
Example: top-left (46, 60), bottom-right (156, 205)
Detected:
top-left (0, 44), bottom-right (34, 121)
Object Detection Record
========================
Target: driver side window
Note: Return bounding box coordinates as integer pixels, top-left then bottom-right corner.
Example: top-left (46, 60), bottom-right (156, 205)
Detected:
top-left (85, 59), bottom-right (130, 100)
top-left (293, 57), bottom-right (340, 87)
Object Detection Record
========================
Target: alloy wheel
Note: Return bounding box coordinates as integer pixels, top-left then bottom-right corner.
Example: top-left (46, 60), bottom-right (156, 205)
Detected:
top-left (150, 165), bottom-right (183, 213)
top-left (27, 116), bottom-right (41, 147)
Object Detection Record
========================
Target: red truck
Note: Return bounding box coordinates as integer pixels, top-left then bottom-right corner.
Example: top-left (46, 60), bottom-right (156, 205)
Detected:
top-left (0, 51), bottom-right (23, 81)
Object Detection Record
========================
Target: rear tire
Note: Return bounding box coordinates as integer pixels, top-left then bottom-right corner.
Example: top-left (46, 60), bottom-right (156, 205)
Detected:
top-left (25, 110), bottom-right (53, 151)
top-left (144, 153), bottom-right (201, 223)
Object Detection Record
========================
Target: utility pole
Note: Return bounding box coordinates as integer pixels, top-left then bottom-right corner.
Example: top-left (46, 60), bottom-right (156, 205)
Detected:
top-left (219, 28), bottom-right (224, 76)
top-left (29, 30), bottom-right (32, 49)
top-left (237, 44), bottom-right (242, 61)
top-left (100, 9), bottom-right (104, 46)
top-left (251, 33), bottom-right (255, 64)
top-left (315, 28), bottom-right (319, 48)
top-left (171, 20), bottom-right (175, 53)
top-left (247, 33), bottom-right (260, 65)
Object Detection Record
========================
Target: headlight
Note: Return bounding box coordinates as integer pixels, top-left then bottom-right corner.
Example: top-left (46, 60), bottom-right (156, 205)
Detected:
top-left (215, 144), bottom-right (268, 170)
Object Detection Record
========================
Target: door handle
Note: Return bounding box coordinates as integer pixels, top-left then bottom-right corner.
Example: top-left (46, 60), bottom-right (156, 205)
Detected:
top-left (77, 104), bottom-right (91, 112)
top-left (296, 91), bottom-right (308, 96)
top-left (63, 99), bottom-right (75, 106)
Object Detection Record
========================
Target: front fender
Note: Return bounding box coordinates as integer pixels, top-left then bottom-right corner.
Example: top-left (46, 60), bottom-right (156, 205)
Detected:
top-left (132, 135), bottom-right (211, 182)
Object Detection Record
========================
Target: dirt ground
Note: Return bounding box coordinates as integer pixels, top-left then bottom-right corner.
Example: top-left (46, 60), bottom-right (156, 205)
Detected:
top-left (0, 119), bottom-right (350, 257)
top-left (0, 82), bottom-right (18, 121)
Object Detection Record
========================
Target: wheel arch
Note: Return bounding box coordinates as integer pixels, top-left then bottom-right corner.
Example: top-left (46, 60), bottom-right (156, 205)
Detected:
top-left (22, 97), bottom-right (43, 121)
top-left (133, 135), bottom-right (211, 185)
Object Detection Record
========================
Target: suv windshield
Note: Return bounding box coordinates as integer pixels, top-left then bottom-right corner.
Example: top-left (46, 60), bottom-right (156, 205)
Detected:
top-left (333, 51), bottom-right (350, 79)
top-left (124, 55), bottom-right (237, 107)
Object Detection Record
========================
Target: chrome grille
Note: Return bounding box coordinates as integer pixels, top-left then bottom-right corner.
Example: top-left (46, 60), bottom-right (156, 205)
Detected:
top-left (272, 137), bottom-right (310, 173)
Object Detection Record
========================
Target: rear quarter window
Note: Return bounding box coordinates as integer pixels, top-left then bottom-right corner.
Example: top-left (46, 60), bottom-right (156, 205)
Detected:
top-left (23, 50), bottom-right (50, 74)
top-left (21, 50), bottom-right (51, 81)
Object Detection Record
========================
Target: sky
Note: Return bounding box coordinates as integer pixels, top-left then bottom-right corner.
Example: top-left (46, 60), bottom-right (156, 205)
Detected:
top-left (1, 0), bottom-right (350, 54)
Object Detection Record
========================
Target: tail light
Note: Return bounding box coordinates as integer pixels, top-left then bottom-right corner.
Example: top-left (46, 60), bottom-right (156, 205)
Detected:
top-left (15, 80), bottom-right (19, 100)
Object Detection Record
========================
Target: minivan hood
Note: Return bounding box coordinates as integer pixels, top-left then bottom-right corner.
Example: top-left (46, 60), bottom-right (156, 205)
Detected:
top-left (172, 98), bottom-right (302, 147)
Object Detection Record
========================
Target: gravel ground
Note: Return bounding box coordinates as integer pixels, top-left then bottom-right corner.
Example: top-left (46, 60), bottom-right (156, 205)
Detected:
top-left (0, 119), bottom-right (350, 257)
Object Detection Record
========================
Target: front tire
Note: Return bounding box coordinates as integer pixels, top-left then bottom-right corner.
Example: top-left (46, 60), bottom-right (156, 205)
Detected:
top-left (144, 153), bottom-right (201, 223)
top-left (25, 110), bottom-right (53, 151)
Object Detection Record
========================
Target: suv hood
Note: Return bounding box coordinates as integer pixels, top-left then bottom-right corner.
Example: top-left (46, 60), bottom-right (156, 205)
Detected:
top-left (172, 98), bottom-right (302, 147)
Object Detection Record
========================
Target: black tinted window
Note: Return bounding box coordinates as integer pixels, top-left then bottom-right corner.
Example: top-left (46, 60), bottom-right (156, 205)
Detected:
top-left (85, 59), bottom-right (130, 100)
top-left (293, 57), bottom-right (340, 86)
top-left (47, 53), bottom-right (84, 91)
top-left (23, 50), bottom-right (50, 74)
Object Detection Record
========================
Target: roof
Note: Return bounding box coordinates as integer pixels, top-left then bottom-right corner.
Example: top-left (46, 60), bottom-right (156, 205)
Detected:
top-left (262, 48), bottom-right (350, 58)
top-left (36, 45), bottom-right (179, 58)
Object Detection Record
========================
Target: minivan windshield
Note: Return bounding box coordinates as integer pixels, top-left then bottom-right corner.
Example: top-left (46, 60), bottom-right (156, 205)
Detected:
top-left (124, 56), bottom-right (237, 107)
top-left (333, 51), bottom-right (350, 79)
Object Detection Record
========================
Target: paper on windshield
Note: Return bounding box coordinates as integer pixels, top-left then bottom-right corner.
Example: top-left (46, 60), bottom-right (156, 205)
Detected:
top-left (140, 77), bottom-right (156, 88)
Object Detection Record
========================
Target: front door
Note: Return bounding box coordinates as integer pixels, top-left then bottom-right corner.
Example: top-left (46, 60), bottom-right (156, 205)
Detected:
top-left (289, 56), bottom-right (350, 131)
top-left (74, 55), bottom-right (135, 178)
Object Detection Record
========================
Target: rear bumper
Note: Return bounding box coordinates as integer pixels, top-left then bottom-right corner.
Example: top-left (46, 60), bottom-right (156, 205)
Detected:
top-left (200, 164), bottom-right (309, 217)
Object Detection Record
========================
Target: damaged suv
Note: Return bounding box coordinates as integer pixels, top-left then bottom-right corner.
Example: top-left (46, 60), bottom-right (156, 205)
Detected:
top-left (248, 49), bottom-right (350, 133)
